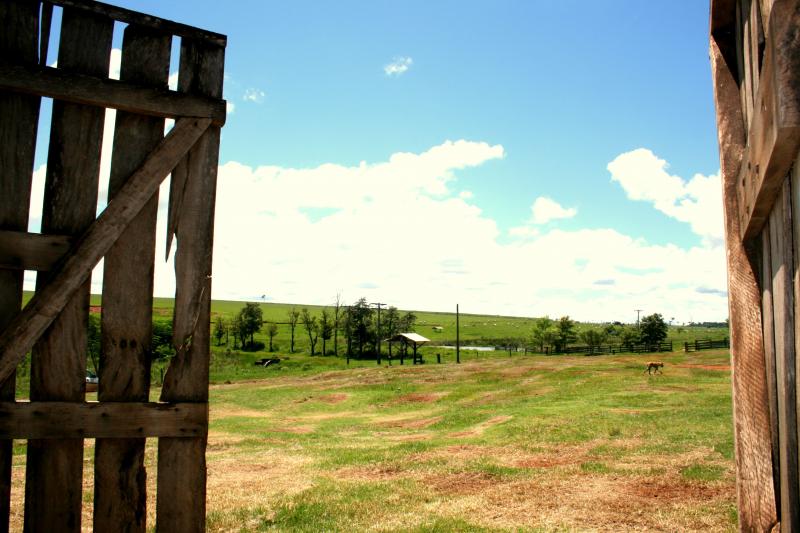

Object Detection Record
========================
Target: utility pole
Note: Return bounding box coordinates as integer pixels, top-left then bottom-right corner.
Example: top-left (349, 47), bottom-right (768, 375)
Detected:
top-left (456, 304), bottom-right (460, 364)
top-left (635, 309), bottom-right (643, 329)
top-left (371, 302), bottom-right (385, 364)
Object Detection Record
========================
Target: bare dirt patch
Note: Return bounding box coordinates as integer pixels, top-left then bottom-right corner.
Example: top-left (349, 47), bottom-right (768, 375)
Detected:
top-left (317, 392), bottom-right (349, 403)
top-left (675, 363), bottom-right (732, 371)
top-left (625, 477), bottom-right (732, 502)
top-left (272, 425), bottom-right (315, 434)
top-left (393, 392), bottom-right (449, 403)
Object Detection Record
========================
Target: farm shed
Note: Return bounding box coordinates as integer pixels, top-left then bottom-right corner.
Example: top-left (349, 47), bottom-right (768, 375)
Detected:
top-left (387, 332), bottom-right (430, 364)
top-left (710, 0), bottom-right (800, 530)
top-left (0, 0), bottom-right (225, 531)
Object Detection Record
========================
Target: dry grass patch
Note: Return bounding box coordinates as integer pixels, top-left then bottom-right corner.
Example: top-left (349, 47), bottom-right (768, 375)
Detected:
top-left (448, 415), bottom-right (512, 438)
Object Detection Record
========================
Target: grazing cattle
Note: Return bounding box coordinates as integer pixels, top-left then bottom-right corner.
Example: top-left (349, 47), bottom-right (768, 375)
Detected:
top-left (645, 361), bottom-right (664, 375)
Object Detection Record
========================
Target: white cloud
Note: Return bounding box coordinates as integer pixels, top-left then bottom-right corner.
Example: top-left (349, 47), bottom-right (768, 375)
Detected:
top-left (24, 122), bottom-right (728, 323)
top-left (108, 48), bottom-right (121, 80)
top-left (608, 148), bottom-right (724, 244)
top-left (243, 88), bottom-right (266, 103)
top-left (168, 71), bottom-right (178, 90)
top-left (529, 197), bottom-right (577, 224)
top-left (384, 56), bottom-right (413, 76)
top-left (203, 143), bottom-right (727, 323)
top-left (226, 101), bottom-right (235, 114)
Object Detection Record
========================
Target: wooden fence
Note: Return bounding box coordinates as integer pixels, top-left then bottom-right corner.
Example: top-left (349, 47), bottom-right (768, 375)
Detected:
top-left (683, 338), bottom-right (730, 352)
top-left (0, 1), bottom-right (225, 531)
top-left (710, 0), bottom-right (800, 529)
top-left (527, 341), bottom-right (673, 355)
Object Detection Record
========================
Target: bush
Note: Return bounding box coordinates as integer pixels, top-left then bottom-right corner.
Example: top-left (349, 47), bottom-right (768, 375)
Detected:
top-left (241, 341), bottom-right (265, 352)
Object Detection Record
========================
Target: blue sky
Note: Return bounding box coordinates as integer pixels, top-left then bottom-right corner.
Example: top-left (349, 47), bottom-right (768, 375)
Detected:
top-left (30, 1), bottom-right (727, 323)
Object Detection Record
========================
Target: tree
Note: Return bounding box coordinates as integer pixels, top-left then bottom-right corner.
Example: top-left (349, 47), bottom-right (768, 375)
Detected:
top-left (333, 293), bottom-right (343, 357)
top-left (349, 298), bottom-right (373, 357)
top-left (266, 322), bottom-right (278, 351)
top-left (555, 316), bottom-right (576, 352)
top-left (639, 313), bottom-right (668, 345)
top-left (213, 315), bottom-right (226, 346)
top-left (320, 309), bottom-right (333, 355)
top-left (237, 303), bottom-right (263, 349)
top-left (580, 327), bottom-right (607, 349)
top-left (287, 307), bottom-right (300, 353)
top-left (87, 313), bottom-right (101, 375)
top-left (619, 325), bottom-right (640, 349)
top-left (383, 306), bottom-right (400, 339)
top-left (399, 310), bottom-right (417, 332)
top-left (301, 308), bottom-right (319, 355)
top-left (531, 316), bottom-right (556, 352)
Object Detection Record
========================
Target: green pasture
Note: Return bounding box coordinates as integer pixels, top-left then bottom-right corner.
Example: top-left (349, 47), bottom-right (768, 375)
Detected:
top-left (202, 348), bottom-right (736, 531)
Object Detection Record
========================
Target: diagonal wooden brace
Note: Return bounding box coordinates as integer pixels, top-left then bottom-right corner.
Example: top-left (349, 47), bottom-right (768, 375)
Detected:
top-left (0, 117), bottom-right (212, 387)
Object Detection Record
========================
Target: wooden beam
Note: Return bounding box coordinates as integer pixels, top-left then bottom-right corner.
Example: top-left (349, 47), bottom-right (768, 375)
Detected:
top-left (94, 24), bottom-right (170, 533)
top-left (0, 64), bottom-right (226, 126)
top-left (0, 230), bottom-right (72, 271)
top-left (710, 35), bottom-right (779, 531)
top-left (0, 401), bottom-right (207, 439)
top-left (158, 37), bottom-right (224, 533)
top-left (0, 3), bottom-right (41, 530)
top-left (44, 0), bottom-right (227, 46)
top-left (24, 11), bottom-right (113, 531)
top-left (0, 117), bottom-right (211, 388)
top-left (737, 0), bottom-right (800, 241)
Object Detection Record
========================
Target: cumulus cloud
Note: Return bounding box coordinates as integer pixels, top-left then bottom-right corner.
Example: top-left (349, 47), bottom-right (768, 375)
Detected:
top-left (384, 56), bottom-right (413, 76)
top-left (243, 88), bottom-right (266, 103)
top-left (530, 197), bottom-right (577, 224)
top-left (608, 148), bottom-right (723, 244)
top-left (199, 143), bottom-right (727, 322)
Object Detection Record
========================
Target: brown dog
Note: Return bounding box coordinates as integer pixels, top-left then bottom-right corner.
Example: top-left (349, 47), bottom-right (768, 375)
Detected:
top-left (645, 361), bottom-right (664, 375)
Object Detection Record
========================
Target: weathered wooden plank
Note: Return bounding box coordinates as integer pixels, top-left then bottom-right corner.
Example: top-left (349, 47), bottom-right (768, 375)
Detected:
top-left (737, 0), bottom-right (800, 241)
top-left (0, 2), bottom-right (41, 530)
top-left (94, 24), bottom-right (170, 533)
top-left (710, 37), bottom-right (778, 531)
top-left (0, 117), bottom-right (211, 388)
top-left (0, 230), bottom-right (72, 271)
top-left (737, 0), bottom-right (755, 129)
top-left (24, 9), bottom-right (113, 533)
top-left (47, 0), bottom-right (227, 46)
top-left (158, 38), bottom-right (224, 533)
top-left (0, 64), bottom-right (226, 126)
top-left (770, 180), bottom-right (800, 531)
top-left (761, 222), bottom-right (782, 511)
top-left (0, 401), bottom-right (207, 439)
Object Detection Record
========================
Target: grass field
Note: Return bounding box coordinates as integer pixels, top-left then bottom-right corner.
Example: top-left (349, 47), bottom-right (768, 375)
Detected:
top-left (9, 348), bottom-right (736, 531)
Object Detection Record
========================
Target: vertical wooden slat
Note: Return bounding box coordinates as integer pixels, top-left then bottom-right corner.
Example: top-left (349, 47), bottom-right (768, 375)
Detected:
top-left (710, 36), bottom-right (778, 531)
top-left (93, 25), bottom-right (170, 533)
top-left (761, 221), bottom-right (782, 511)
top-left (0, 2), bottom-right (41, 531)
top-left (770, 179), bottom-right (800, 531)
top-left (157, 37), bottom-right (224, 533)
top-left (23, 8), bottom-right (112, 533)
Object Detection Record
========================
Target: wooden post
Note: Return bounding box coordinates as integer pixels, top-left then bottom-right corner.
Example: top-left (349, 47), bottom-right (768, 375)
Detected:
top-left (158, 36), bottom-right (224, 533)
top-left (25, 9), bottom-right (112, 532)
top-left (0, 2), bottom-right (41, 529)
top-left (94, 24), bottom-right (170, 532)
top-left (456, 304), bottom-right (460, 364)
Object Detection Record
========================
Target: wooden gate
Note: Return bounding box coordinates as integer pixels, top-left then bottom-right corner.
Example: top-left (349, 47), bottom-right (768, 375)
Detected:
top-left (710, 0), bottom-right (800, 530)
top-left (0, 1), bottom-right (225, 530)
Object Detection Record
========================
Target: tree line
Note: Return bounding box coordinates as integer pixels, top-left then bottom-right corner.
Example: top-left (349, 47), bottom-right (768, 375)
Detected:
top-left (213, 296), bottom-right (418, 358)
top-left (529, 313), bottom-right (668, 353)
